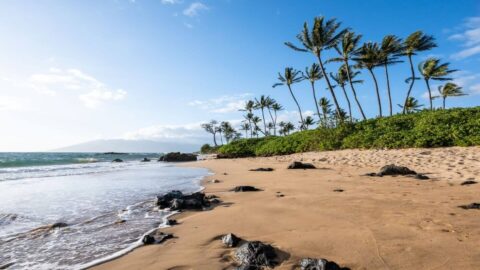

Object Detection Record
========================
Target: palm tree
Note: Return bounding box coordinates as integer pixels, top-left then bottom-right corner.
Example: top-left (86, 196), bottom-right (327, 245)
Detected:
top-left (400, 31), bottom-right (437, 114)
top-left (278, 121), bottom-right (286, 136)
top-left (318, 97), bottom-right (332, 127)
top-left (330, 66), bottom-right (352, 122)
top-left (251, 116), bottom-right (263, 137)
top-left (285, 16), bottom-right (347, 117)
top-left (302, 116), bottom-right (315, 129)
top-left (273, 67), bottom-right (305, 124)
top-left (239, 122), bottom-right (250, 138)
top-left (330, 31), bottom-right (367, 120)
top-left (437, 82), bottom-right (466, 109)
top-left (302, 63), bottom-right (323, 121)
top-left (418, 58), bottom-right (457, 110)
top-left (254, 95), bottom-right (270, 135)
top-left (380, 35), bottom-right (403, 116)
top-left (265, 96), bottom-right (277, 135)
top-left (354, 42), bottom-right (383, 117)
top-left (283, 122), bottom-right (295, 135)
top-left (240, 100), bottom-right (255, 137)
top-left (398, 97), bottom-right (422, 113)
top-left (271, 102), bottom-right (283, 134)
top-left (267, 122), bottom-right (274, 134)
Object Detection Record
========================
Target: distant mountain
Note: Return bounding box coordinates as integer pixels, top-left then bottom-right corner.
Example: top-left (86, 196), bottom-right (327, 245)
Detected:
top-left (53, 139), bottom-right (201, 153)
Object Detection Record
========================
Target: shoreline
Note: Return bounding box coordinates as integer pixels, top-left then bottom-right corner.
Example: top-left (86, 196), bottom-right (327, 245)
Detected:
top-left (92, 147), bottom-right (480, 269)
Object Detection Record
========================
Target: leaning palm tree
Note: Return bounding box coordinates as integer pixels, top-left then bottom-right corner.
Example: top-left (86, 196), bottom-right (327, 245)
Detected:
top-left (437, 82), bottom-right (466, 109)
top-left (330, 66), bottom-right (352, 122)
top-left (330, 31), bottom-right (367, 120)
top-left (418, 58), bottom-right (457, 110)
top-left (273, 67), bottom-right (305, 124)
top-left (354, 42), bottom-right (383, 117)
top-left (240, 100), bottom-right (255, 137)
top-left (398, 97), bottom-right (422, 113)
top-left (302, 63), bottom-right (323, 121)
top-left (251, 116), bottom-right (263, 137)
top-left (243, 112), bottom-right (254, 138)
top-left (400, 31), bottom-right (437, 114)
top-left (318, 97), bottom-right (332, 127)
top-left (380, 35), bottom-right (403, 116)
top-left (285, 16), bottom-right (347, 117)
top-left (265, 96), bottom-right (277, 135)
top-left (254, 95), bottom-right (270, 135)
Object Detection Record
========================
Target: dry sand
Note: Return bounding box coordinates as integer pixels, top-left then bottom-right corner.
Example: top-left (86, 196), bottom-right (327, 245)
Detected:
top-left (93, 147), bottom-right (480, 270)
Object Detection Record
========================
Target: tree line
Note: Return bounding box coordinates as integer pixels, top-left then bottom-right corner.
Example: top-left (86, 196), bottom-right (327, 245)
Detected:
top-left (202, 16), bottom-right (467, 146)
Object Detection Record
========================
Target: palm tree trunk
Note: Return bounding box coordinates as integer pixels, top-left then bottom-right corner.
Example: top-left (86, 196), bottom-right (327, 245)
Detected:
top-left (344, 59), bottom-right (367, 120)
top-left (273, 110), bottom-right (278, 135)
top-left (219, 131), bottom-right (224, 145)
top-left (368, 68), bottom-right (382, 117)
top-left (287, 84), bottom-right (304, 125)
top-left (244, 129), bottom-right (247, 138)
top-left (403, 55), bottom-right (416, 114)
top-left (443, 97), bottom-right (446, 109)
top-left (212, 132), bottom-right (217, 146)
top-left (424, 79), bottom-right (433, 110)
top-left (261, 108), bottom-right (267, 135)
top-left (322, 110), bottom-right (327, 127)
top-left (317, 55), bottom-right (342, 117)
top-left (384, 63), bottom-right (393, 116)
top-left (311, 82), bottom-right (321, 122)
top-left (340, 84), bottom-right (353, 122)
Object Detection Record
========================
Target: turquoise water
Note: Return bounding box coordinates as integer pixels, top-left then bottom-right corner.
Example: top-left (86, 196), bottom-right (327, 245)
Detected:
top-left (0, 152), bottom-right (208, 269)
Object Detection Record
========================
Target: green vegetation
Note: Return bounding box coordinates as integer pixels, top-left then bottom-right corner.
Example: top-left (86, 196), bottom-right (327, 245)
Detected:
top-left (216, 107), bottom-right (480, 157)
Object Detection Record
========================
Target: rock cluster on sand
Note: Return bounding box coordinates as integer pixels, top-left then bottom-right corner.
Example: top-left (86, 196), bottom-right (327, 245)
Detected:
top-left (287, 161), bottom-right (316, 169)
top-left (249, 168), bottom-right (274, 172)
top-left (141, 157), bottom-right (151, 162)
top-left (234, 241), bottom-right (277, 269)
top-left (159, 152), bottom-right (197, 162)
top-left (459, 203), bottom-right (480, 210)
top-left (299, 258), bottom-right (348, 270)
top-left (366, 164), bottom-right (429, 179)
top-left (461, 179), bottom-right (478, 185)
top-left (156, 191), bottom-right (213, 211)
top-left (230, 186), bottom-right (261, 192)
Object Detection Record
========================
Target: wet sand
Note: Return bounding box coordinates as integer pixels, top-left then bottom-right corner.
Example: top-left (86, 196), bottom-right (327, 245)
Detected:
top-left (93, 147), bottom-right (480, 269)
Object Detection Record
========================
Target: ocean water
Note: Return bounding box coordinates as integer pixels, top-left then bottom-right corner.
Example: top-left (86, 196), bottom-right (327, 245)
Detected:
top-left (0, 153), bottom-right (209, 270)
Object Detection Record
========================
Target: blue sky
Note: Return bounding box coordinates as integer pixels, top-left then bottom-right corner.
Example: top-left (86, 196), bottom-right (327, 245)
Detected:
top-left (0, 0), bottom-right (479, 151)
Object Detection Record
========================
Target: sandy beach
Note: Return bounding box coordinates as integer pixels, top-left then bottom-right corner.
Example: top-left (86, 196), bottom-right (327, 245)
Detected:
top-left (93, 147), bottom-right (480, 270)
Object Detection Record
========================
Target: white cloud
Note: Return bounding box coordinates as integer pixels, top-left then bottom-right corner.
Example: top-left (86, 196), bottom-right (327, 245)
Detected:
top-left (449, 17), bottom-right (480, 60)
top-left (188, 93), bottom-right (252, 113)
top-left (184, 22), bottom-right (194, 29)
top-left (183, 2), bottom-right (208, 17)
top-left (161, 0), bottom-right (181, 4)
top-left (29, 68), bottom-right (126, 108)
top-left (123, 122), bottom-right (209, 143)
top-left (0, 96), bottom-right (31, 112)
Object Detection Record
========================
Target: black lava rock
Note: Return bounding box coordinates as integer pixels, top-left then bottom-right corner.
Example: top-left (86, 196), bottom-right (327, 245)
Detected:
top-left (234, 241), bottom-right (277, 269)
top-left (461, 180), bottom-right (478, 186)
top-left (288, 162), bottom-right (316, 169)
top-left (249, 168), bottom-right (274, 172)
top-left (414, 174), bottom-right (429, 180)
top-left (299, 258), bottom-right (349, 270)
top-left (142, 235), bottom-right (155, 245)
top-left (222, 233), bottom-right (241, 248)
top-left (159, 152), bottom-right (197, 162)
top-left (156, 190), bottom-right (209, 211)
top-left (112, 158), bottom-right (123, 162)
top-left (230, 186), bottom-right (261, 192)
top-left (459, 203), bottom-right (480, 210)
top-left (377, 164), bottom-right (417, 176)
top-left (165, 219), bottom-right (177, 226)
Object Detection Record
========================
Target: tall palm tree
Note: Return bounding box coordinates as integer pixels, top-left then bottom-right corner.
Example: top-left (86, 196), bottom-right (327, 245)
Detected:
top-left (302, 63), bottom-right (323, 121)
top-left (330, 31), bottom-right (367, 120)
top-left (283, 122), bottom-right (295, 135)
top-left (273, 67), bottom-right (305, 124)
top-left (240, 100), bottom-right (255, 137)
top-left (285, 16), bottom-right (347, 117)
top-left (400, 31), bottom-right (437, 114)
top-left (418, 58), bottom-right (457, 110)
top-left (254, 95), bottom-right (270, 135)
top-left (354, 42), bottom-right (383, 117)
top-left (318, 97), bottom-right (332, 127)
top-left (243, 112), bottom-right (254, 138)
top-left (330, 66), bottom-right (352, 122)
top-left (437, 82), bottom-right (466, 109)
top-left (398, 97), bottom-right (422, 113)
top-left (251, 116), bottom-right (263, 137)
top-left (380, 35), bottom-right (403, 116)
